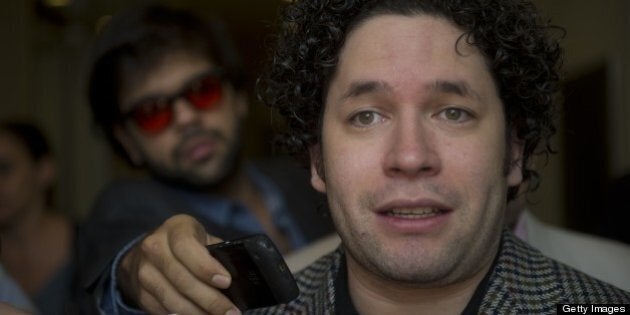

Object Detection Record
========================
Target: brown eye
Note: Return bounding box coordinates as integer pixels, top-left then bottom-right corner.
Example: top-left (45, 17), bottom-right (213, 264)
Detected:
top-left (350, 110), bottom-right (385, 128)
top-left (444, 108), bottom-right (462, 120)
top-left (350, 111), bottom-right (385, 128)
top-left (357, 112), bottom-right (375, 125)
top-left (439, 107), bottom-right (473, 124)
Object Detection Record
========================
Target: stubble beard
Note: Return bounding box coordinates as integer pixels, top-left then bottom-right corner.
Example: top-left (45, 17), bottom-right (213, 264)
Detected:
top-left (330, 181), bottom-right (504, 288)
top-left (145, 125), bottom-right (243, 190)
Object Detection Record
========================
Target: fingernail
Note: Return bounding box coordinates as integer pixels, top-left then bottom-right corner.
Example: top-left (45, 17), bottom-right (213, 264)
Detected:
top-left (211, 274), bottom-right (231, 288)
top-left (225, 308), bottom-right (241, 315)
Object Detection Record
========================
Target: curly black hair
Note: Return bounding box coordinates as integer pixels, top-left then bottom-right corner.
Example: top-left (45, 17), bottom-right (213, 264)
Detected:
top-left (88, 4), bottom-right (245, 165)
top-left (259, 0), bottom-right (564, 200)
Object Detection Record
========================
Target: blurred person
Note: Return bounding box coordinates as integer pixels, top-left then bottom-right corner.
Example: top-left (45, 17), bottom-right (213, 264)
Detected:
top-left (78, 3), bottom-right (332, 314)
top-left (0, 121), bottom-right (77, 315)
top-left (1, 262), bottom-right (36, 314)
top-left (507, 185), bottom-right (630, 291)
top-left (0, 302), bottom-right (32, 315)
top-left (248, 0), bottom-right (629, 313)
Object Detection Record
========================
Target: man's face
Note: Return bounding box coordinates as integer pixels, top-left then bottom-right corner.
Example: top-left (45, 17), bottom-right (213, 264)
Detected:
top-left (311, 14), bottom-right (523, 286)
top-left (116, 52), bottom-right (247, 187)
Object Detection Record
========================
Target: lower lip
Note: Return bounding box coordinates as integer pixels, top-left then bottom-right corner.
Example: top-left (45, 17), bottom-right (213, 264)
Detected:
top-left (187, 142), bottom-right (217, 162)
top-left (376, 210), bottom-right (451, 234)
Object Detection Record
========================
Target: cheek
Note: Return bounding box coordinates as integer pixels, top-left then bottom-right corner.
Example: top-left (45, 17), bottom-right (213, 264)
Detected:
top-left (321, 137), bottom-right (381, 206)
top-left (445, 135), bottom-right (508, 199)
top-left (0, 171), bottom-right (35, 204)
top-left (198, 111), bottom-right (243, 150)
top-left (141, 136), bottom-right (176, 164)
top-left (202, 99), bottom-right (242, 127)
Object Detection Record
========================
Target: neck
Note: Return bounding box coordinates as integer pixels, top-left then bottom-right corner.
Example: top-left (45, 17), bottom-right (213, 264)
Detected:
top-left (1, 205), bottom-right (72, 295)
top-left (206, 162), bottom-right (251, 201)
top-left (207, 163), bottom-right (291, 252)
top-left (346, 251), bottom-right (495, 315)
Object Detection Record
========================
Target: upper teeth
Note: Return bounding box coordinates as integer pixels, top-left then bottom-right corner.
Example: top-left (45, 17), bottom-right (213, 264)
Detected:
top-left (388, 208), bottom-right (441, 217)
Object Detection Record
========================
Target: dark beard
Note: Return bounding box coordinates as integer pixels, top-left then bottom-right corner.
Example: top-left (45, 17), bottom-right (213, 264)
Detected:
top-left (148, 142), bottom-right (242, 192)
top-left (144, 125), bottom-right (244, 192)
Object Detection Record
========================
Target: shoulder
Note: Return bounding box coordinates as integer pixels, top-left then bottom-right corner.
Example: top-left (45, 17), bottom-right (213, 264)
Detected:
top-left (95, 177), bottom-right (168, 200)
top-left (482, 231), bottom-right (630, 313)
top-left (247, 248), bottom-right (342, 315)
top-left (0, 265), bottom-right (36, 312)
top-left (523, 210), bottom-right (630, 257)
top-left (90, 177), bottom-right (182, 213)
top-left (82, 177), bottom-right (188, 233)
top-left (285, 233), bottom-right (341, 272)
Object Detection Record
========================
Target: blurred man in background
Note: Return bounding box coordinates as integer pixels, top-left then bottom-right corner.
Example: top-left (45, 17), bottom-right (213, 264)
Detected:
top-left (78, 4), bottom-right (332, 314)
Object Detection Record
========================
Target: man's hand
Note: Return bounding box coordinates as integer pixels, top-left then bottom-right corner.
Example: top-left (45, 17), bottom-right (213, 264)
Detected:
top-left (117, 214), bottom-right (241, 315)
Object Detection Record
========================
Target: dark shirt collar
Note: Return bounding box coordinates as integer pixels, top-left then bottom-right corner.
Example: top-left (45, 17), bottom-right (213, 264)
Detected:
top-left (334, 255), bottom-right (360, 315)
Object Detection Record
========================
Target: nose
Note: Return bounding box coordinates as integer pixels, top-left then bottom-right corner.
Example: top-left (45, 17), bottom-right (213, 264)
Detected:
top-left (383, 117), bottom-right (441, 178)
top-left (171, 97), bottom-right (201, 130)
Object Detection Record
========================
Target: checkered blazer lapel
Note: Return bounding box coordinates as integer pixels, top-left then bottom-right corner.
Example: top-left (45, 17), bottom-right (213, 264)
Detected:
top-left (480, 230), bottom-right (630, 314)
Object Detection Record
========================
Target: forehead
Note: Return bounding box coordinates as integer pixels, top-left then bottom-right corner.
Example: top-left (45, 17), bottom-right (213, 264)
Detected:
top-left (0, 132), bottom-right (29, 158)
top-left (328, 14), bottom-right (495, 100)
top-left (119, 52), bottom-right (213, 107)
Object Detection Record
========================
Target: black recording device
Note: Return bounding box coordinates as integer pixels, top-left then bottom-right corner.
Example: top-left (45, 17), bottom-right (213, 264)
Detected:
top-left (206, 234), bottom-right (299, 310)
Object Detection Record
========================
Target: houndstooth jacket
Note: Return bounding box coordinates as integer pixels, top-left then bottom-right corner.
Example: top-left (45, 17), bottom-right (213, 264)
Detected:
top-left (248, 230), bottom-right (630, 314)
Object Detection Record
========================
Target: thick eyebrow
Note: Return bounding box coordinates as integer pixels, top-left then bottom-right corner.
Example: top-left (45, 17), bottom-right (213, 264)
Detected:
top-left (339, 79), bottom-right (481, 102)
top-left (428, 80), bottom-right (478, 99)
top-left (341, 80), bottom-right (392, 100)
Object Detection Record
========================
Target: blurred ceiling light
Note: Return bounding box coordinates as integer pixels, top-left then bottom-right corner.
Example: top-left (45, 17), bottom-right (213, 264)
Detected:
top-left (42, 0), bottom-right (73, 7)
top-left (94, 15), bottom-right (112, 34)
top-left (95, 15), bottom-right (112, 34)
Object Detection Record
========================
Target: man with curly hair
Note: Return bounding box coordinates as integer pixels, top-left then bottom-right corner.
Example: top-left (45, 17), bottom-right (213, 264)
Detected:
top-left (247, 0), bottom-right (630, 313)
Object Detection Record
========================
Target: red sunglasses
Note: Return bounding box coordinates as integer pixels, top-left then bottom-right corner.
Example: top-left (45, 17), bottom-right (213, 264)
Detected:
top-left (122, 71), bottom-right (224, 134)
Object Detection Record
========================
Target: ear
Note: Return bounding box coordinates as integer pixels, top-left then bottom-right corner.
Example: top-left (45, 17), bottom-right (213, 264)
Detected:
top-left (507, 132), bottom-right (524, 187)
top-left (309, 144), bottom-right (326, 193)
top-left (37, 155), bottom-right (56, 189)
top-left (113, 125), bottom-right (144, 166)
